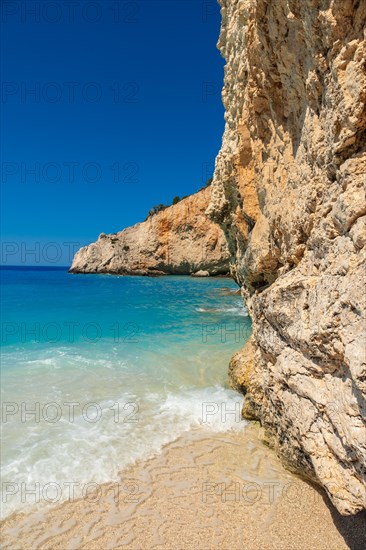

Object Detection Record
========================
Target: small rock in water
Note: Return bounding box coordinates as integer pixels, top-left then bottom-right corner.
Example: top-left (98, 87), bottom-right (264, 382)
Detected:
top-left (215, 287), bottom-right (241, 295)
top-left (192, 270), bottom-right (210, 277)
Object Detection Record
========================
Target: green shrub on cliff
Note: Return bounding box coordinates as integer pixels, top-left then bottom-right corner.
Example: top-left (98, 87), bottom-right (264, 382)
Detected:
top-left (146, 203), bottom-right (168, 220)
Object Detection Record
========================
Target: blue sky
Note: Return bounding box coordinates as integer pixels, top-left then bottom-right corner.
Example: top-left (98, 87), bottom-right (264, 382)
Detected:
top-left (1, 0), bottom-right (225, 265)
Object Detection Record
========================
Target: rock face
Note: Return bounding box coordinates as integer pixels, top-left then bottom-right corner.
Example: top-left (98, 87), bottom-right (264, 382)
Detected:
top-left (70, 187), bottom-right (229, 276)
top-left (208, 0), bottom-right (366, 515)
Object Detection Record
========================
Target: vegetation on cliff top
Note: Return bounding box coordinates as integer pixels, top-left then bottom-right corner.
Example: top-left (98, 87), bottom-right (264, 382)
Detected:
top-left (146, 178), bottom-right (213, 220)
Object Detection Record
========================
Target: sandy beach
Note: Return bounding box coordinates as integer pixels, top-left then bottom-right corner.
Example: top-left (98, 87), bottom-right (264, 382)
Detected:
top-left (1, 424), bottom-right (365, 550)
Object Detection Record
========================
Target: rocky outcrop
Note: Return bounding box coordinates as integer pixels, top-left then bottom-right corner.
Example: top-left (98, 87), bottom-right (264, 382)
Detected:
top-left (208, 0), bottom-right (366, 515)
top-left (70, 187), bottom-right (229, 276)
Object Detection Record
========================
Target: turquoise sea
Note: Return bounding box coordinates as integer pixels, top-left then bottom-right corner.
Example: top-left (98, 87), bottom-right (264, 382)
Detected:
top-left (0, 268), bottom-right (251, 517)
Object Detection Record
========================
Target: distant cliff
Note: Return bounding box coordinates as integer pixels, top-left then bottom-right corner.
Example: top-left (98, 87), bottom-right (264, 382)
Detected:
top-left (208, 0), bottom-right (366, 515)
top-left (70, 187), bottom-right (230, 276)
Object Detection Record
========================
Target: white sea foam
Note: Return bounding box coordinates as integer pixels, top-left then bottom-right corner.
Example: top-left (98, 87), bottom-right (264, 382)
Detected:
top-left (159, 386), bottom-right (245, 432)
top-left (1, 275), bottom-right (251, 518)
top-left (196, 305), bottom-right (248, 316)
top-left (1, 385), bottom-right (245, 518)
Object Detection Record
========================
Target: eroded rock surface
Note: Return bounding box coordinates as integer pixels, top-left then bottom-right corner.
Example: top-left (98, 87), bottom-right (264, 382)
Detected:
top-left (70, 187), bottom-right (229, 276)
top-left (208, 0), bottom-right (366, 515)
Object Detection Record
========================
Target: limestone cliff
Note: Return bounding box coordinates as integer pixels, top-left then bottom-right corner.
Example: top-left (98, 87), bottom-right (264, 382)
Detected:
top-left (70, 187), bottom-right (229, 276)
top-left (208, 0), bottom-right (366, 515)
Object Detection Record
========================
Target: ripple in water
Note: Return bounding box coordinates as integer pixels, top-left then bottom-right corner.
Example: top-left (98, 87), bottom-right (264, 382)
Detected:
top-left (1, 270), bottom-right (251, 517)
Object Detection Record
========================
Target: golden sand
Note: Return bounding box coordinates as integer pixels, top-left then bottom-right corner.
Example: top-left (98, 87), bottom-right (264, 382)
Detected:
top-left (1, 424), bottom-right (365, 549)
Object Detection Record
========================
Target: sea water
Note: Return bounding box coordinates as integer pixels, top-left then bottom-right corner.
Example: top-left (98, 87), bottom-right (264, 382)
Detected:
top-left (0, 268), bottom-right (251, 517)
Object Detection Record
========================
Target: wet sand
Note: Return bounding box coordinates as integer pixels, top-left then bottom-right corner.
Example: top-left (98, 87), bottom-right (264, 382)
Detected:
top-left (1, 424), bottom-right (365, 549)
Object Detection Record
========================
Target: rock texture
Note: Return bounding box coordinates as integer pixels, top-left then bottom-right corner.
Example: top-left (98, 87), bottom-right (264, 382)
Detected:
top-left (70, 187), bottom-right (229, 276)
top-left (208, 0), bottom-right (366, 515)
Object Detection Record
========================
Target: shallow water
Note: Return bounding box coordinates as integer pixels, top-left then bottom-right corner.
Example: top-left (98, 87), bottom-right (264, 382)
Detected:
top-left (2, 426), bottom-right (354, 550)
top-left (1, 269), bottom-right (251, 517)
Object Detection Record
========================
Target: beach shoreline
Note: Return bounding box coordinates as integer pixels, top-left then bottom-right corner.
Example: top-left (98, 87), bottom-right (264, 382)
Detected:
top-left (2, 423), bottom-right (365, 550)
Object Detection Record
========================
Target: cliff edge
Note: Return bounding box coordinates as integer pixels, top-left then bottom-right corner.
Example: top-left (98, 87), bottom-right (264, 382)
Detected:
top-left (70, 187), bottom-right (230, 276)
top-left (208, 0), bottom-right (366, 515)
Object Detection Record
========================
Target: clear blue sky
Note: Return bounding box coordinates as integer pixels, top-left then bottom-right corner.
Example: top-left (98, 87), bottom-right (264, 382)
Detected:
top-left (1, 0), bottom-right (225, 265)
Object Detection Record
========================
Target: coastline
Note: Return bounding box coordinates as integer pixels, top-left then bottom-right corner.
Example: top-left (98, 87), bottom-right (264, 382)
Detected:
top-left (2, 0), bottom-right (364, 537)
top-left (1, 272), bottom-right (250, 523)
top-left (2, 423), bottom-right (365, 550)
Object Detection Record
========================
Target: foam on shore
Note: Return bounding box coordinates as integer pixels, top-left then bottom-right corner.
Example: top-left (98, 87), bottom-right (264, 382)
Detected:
top-left (2, 424), bottom-right (364, 550)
